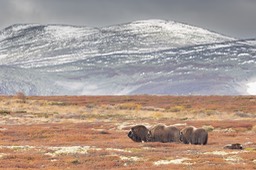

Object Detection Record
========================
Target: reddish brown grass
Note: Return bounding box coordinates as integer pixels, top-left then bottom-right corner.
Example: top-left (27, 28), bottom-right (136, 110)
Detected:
top-left (0, 95), bottom-right (255, 169)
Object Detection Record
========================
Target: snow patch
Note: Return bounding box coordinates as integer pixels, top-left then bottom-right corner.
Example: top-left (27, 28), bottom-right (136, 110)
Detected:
top-left (10, 24), bottom-right (40, 32)
top-left (120, 156), bottom-right (141, 161)
top-left (128, 20), bottom-right (232, 46)
top-left (106, 148), bottom-right (131, 153)
top-left (154, 158), bottom-right (193, 166)
top-left (0, 153), bottom-right (7, 158)
top-left (55, 81), bottom-right (84, 91)
top-left (0, 145), bottom-right (35, 151)
top-left (238, 53), bottom-right (250, 57)
top-left (45, 25), bottom-right (95, 40)
top-left (0, 54), bottom-right (7, 60)
top-left (0, 33), bottom-right (5, 41)
top-left (247, 82), bottom-right (256, 95)
top-left (45, 146), bottom-right (98, 157)
top-left (204, 151), bottom-right (242, 156)
top-left (225, 155), bottom-right (243, 164)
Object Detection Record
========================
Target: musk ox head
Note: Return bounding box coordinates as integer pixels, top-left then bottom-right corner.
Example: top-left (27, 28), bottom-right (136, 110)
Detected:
top-left (180, 127), bottom-right (194, 144)
top-left (128, 125), bottom-right (149, 142)
top-left (179, 131), bottom-right (186, 143)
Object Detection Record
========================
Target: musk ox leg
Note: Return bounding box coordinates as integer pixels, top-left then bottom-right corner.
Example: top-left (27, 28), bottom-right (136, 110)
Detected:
top-left (141, 136), bottom-right (147, 143)
top-left (202, 133), bottom-right (208, 145)
top-left (174, 132), bottom-right (181, 143)
top-left (198, 137), bottom-right (204, 145)
top-left (191, 135), bottom-right (198, 145)
top-left (182, 140), bottom-right (189, 144)
top-left (198, 131), bottom-right (208, 145)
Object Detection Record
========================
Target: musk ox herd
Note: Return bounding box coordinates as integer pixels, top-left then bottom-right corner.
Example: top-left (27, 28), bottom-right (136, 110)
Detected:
top-left (128, 124), bottom-right (208, 145)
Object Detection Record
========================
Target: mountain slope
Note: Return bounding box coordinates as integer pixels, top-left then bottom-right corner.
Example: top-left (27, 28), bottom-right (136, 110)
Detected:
top-left (0, 20), bottom-right (255, 95)
top-left (0, 20), bottom-right (233, 68)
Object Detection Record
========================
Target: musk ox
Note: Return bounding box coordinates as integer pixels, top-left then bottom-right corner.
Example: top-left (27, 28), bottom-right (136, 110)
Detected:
top-left (147, 124), bottom-right (180, 143)
top-left (180, 126), bottom-right (208, 145)
top-left (128, 125), bottom-right (149, 142)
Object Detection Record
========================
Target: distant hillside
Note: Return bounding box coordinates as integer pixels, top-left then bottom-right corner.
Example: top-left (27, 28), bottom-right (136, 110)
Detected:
top-left (0, 20), bottom-right (255, 95)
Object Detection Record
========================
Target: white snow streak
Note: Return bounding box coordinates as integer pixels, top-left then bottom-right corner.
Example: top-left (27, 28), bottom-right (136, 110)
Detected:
top-left (247, 82), bottom-right (256, 95)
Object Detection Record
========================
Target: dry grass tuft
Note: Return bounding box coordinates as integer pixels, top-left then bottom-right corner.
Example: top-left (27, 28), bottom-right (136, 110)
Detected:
top-left (251, 125), bottom-right (256, 133)
top-left (117, 102), bottom-right (142, 110)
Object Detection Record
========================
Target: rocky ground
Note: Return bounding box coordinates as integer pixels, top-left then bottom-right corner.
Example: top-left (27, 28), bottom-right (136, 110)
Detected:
top-left (0, 95), bottom-right (256, 169)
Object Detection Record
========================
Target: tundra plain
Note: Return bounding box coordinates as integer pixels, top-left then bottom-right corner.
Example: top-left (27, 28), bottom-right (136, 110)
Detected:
top-left (0, 95), bottom-right (256, 169)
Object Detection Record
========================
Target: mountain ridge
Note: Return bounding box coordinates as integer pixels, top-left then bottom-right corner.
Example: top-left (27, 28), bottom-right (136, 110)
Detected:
top-left (0, 19), bottom-right (255, 95)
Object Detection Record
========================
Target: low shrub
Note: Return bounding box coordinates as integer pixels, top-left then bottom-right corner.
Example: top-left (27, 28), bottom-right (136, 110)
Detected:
top-left (165, 105), bottom-right (186, 112)
top-left (151, 112), bottom-right (164, 119)
top-left (202, 125), bottom-right (215, 132)
top-left (49, 101), bottom-right (67, 106)
top-left (0, 110), bottom-right (11, 116)
top-left (16, 92), bottom-right (26, 103)
top-left (117, 103), bottom-right (142, 110)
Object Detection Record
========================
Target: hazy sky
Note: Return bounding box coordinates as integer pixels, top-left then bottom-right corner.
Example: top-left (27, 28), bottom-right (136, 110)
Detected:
top-left (0, 0), bottom-right (256, 38)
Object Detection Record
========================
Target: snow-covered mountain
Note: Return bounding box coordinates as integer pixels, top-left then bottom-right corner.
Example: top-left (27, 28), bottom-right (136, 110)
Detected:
top-left (0, 19), bottom-right (255, 95)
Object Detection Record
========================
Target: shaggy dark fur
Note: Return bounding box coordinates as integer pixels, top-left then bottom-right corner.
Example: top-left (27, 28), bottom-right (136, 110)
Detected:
top-left (147, 124), bottom-right (180, 143)
top-left (224, 143), bottom-right (243, 150)
top-left (180, 126), bottom-right (208, 145)
top-left (128, 125), bottom-right (149, 142)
